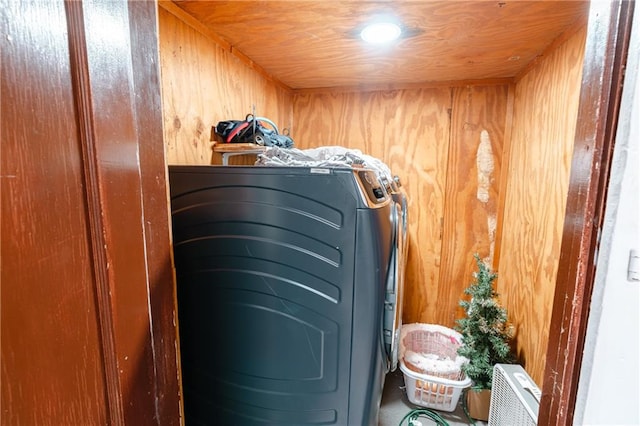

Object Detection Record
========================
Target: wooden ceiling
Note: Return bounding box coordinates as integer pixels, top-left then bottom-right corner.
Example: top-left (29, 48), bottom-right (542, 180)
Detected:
top-left (171, 1), bottom-right (590, 90)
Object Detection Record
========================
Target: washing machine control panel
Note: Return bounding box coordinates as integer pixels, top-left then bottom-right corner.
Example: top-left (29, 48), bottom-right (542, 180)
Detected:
top-left (354, 169), bottom-right (389, 207)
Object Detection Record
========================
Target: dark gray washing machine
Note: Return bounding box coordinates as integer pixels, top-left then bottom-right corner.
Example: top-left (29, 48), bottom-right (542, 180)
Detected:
top-left (168, 165), bottom-right (397, 425)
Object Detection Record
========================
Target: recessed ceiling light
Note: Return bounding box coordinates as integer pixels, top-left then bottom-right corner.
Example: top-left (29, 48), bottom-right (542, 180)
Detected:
top-left (360, 22), bottom-right (402, 45)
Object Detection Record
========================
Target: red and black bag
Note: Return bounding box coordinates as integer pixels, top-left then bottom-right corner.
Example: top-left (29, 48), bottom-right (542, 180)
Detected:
top-left (214, 115), bottom-right (294, 148)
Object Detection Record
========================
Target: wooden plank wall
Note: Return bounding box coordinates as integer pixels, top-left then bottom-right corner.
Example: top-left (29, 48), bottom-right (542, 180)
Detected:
top-left (292, 85), bottom-right (509, 329)
top-left (438, 85), bottom-right (509, 326)
top-left (158, 4), bottom-right (293, 165)
top-left (497, 26), bottom-right (587, 387)
top-left (292, 89), bottom-right (451, 327)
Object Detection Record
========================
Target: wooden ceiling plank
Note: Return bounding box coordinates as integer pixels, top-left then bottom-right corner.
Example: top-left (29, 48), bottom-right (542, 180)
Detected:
top-left (172, 0), bottom-right (590, 90)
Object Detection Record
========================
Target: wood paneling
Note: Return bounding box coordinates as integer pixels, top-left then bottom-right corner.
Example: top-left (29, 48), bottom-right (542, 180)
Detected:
top-left (292, 85), bottom-right (508, 328)
top-left (78, 2), bottom-right (182, 420)
top-left (438, 85), bottom-right (509, 327)
top-left (158, 4), bottom-right (293, 165)
top-left (2, 1), bottom-right (181, 423)
top-left (1, 1), bottom-right (108, 422)
top-left (292, 89), bottom-right (449, 327)
top-left (497, 25), bottom-right (587, 388)
top-left (171, 0), bottom-right (589, 90)
top-left (128, 2), bottom-right (182, 421)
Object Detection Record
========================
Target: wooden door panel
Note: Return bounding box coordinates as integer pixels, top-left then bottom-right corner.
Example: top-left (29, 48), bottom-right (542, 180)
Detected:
top-left (1, 1), bottom-right (108, 423)
top-left (1, 0), bottom-right (181, 424)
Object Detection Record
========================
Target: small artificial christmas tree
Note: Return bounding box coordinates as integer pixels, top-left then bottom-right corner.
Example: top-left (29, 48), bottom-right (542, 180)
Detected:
top-left (456, 254), bottom-right (514, 390)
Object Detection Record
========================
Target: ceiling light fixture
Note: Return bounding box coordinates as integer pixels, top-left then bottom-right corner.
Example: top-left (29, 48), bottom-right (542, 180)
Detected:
top-left (360, 22), bottom-right (402, 45)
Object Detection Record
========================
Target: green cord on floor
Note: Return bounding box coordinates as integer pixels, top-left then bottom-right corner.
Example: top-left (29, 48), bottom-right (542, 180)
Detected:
top-left (461, 388), bottom-right (477, 426)
top-left (398, 408), bottom-right (450, 426)
top-left (399, 389), bottom-right (481, 426)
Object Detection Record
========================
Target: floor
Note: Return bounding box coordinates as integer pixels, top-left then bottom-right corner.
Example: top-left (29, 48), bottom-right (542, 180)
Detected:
top-left (379, 368), bottom-right (488, 426)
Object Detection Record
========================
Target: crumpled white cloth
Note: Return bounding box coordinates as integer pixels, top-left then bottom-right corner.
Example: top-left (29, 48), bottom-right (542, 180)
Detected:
top-left (404, 350), bottom-right (466, 377)
top-left (255, 146), bottom-right (393, 183)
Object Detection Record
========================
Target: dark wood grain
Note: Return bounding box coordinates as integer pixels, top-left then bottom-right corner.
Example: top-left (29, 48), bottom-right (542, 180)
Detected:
top-left (128, 1), bottom-right (182, 423)
top-left (1, 0), bottom-right (181, 424)
top-left (1, 1), bottom-right (109, 423)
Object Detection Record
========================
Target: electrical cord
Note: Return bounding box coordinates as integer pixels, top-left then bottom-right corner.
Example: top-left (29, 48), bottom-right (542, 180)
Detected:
top-left (461, 388), bottom-right (477, 426)
top-left (399, 390), bottom-right (481, 426)
top-left (398, 408), bottom-right (450, 426)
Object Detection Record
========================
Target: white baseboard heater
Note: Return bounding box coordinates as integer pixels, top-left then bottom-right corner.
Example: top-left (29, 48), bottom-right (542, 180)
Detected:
top-left (488, 364), bottom-right (541, 426)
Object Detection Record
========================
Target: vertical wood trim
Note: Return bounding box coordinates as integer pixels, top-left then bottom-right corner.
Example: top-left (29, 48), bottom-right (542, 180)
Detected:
top-left (64, 1), bottom-right (124, 423)
top-left (540, 1), bottom-right (634, 424)
top-left (128, 1), bottom-right (182, 422)
top-left (491, 83), bottom-right (515, 271)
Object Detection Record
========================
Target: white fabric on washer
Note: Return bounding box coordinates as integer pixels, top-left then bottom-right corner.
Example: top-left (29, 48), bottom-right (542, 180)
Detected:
top-left (256, 146), bottom-right (393, 183)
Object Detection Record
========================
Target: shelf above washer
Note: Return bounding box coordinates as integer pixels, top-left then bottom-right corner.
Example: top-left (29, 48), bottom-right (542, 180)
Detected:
top-left (212, 143), bottom-right (266, 165)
